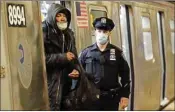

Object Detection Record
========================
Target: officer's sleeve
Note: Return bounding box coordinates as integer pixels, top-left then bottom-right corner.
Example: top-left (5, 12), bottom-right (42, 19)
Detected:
top-left (78, 49), bottom-right (87, 69)
top-left (118, 52), bottom-right (131, 98)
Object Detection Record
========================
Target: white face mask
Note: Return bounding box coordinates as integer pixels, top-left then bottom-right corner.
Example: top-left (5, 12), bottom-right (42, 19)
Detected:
top-left (57, 22), bottom-right (68, 30)
top-left (96, 32), bottom-right (109, 45)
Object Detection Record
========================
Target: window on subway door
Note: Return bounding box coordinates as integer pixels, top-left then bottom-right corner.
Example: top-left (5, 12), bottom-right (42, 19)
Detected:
top-left (141, 14), bottom-right (153, 61)
top-left (169, 20), bottom-right (175, 54)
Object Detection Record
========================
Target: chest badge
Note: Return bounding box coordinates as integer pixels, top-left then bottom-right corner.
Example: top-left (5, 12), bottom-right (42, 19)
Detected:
top-left (110, 49), bottom-right (116, 60)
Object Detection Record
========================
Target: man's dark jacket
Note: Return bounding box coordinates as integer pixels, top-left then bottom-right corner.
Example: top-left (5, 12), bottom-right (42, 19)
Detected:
top-left (42, 4), bottom-right (80, 110)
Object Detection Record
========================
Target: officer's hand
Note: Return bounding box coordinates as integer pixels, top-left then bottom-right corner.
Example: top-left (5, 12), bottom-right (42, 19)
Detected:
top-left (68, 69), bottom-right (79, 78)
top-left (66, 52), bottom-right (75, 61)
top-left (120, 97), bottom-right (129, 109)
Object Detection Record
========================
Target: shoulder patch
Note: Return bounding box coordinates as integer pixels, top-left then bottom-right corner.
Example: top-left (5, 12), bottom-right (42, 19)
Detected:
top-left (110, 48), bottom-right (116, 60)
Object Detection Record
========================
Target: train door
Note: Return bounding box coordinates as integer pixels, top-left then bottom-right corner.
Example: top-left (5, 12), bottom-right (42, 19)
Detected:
top-left (156, 10), bottom-right (168, 105)
top-left (132, 5), bottom-right (162, 110)
top-left (1, 2), bottom-right (13, 110)
top-left (1, 1), bottom-right (49, 110)
top-left (164, 7), bottom-right (175, 101)
top-left (119, 4), bottom-right (135, 110)
top-left (109, 2), bottom-right (122, 48)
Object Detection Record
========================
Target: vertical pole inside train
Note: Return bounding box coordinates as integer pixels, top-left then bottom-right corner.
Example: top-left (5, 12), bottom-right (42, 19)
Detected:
top-left (157, 12), bottom-right (166, 102)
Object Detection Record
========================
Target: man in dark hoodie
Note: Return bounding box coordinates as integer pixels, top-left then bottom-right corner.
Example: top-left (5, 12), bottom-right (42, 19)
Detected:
top-left (42, 3), bottom-right (81, 110)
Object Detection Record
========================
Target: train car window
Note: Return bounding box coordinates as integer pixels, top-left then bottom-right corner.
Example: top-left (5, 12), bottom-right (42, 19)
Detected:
top-left (143, 32), bottom-right (153, 60)
top-left (171, 32), bottom-right (175, 54)
top-left (141, 16), bottom-right (153, 60)
top-left (170, 20), bottom-right (174, 30)
top-left (142, 17), bottom-right (151, 29)
top-left (89, 6), bottom-right (107, 43)
top-left (170, 20), bottom-right (175, 54)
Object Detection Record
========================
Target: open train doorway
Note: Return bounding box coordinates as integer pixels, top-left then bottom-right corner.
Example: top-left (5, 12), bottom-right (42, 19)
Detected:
top-left (157, 11), bottom-right (168, 106)
top-left (120, 5), bottom-right (135, 111)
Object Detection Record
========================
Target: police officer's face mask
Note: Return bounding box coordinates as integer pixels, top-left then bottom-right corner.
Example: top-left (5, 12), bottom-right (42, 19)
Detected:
top-left (95, 31), bottom-right (109, 45)
top-left (57, 22), bottom-right (68, 30)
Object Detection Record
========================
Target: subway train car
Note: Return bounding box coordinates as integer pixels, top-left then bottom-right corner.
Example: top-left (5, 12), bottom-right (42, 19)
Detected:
top-left (1, 1), bottom-right (174, 110)
top-left (1, 1), bottom-right (49, 110)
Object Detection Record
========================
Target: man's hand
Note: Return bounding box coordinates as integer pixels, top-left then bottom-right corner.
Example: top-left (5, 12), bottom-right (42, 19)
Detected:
top-left (68, 69), bottom-right (79, 78)
top-left (66, 52), bottom-right (75, 61)
top-left (120, 97), bottom-right (129, 109)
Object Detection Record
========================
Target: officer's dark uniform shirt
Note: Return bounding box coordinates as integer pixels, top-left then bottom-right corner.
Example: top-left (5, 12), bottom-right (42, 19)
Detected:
top-left (79, 43), bottom-right (130, 98)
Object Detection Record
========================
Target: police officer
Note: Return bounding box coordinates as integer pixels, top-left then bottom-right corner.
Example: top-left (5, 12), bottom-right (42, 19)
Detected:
top-left (79, 17), bottom-right (130, 110)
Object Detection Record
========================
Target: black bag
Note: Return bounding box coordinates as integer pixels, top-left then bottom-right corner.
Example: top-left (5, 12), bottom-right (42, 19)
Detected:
top-left (62, 60), bottom-right (100, 110)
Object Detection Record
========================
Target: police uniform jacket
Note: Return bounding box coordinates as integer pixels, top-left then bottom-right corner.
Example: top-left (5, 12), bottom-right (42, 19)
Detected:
top-left (79, 43), bottom-right (130, 98)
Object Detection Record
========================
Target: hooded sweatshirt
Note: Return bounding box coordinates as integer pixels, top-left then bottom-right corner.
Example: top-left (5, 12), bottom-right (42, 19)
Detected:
top-left (42, 4), bottom-right (81, 111)
top-left (46, 3), bottom-right (71, 30)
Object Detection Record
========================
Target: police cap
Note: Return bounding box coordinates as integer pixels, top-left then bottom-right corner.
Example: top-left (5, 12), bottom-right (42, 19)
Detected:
top-left (93, 17), bottom-right (115, 31)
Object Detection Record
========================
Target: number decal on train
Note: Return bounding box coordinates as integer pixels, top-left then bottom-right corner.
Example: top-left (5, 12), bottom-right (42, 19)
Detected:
top-left (7, 4), bottom-right (26, 27)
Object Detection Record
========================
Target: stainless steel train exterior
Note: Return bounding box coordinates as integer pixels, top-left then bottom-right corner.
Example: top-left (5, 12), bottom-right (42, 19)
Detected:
top-left (1, 1), bottom-right (174, 110)
top-left (1, 1), bottom-right (49, 110)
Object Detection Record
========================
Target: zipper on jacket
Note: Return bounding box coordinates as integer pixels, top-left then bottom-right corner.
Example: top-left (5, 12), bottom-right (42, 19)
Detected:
top-left (62, 34), bottom-right (65, 53)
top-left (56, 77), bottom-right (61, 105)
top-left (55, 34), bottom-right (64, 106)
top-left (56, 84), bottom-right (59, 104)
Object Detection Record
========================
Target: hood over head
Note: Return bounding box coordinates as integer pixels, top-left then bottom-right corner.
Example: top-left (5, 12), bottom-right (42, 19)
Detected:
top-left (46, 3), bottom-right (71, 30)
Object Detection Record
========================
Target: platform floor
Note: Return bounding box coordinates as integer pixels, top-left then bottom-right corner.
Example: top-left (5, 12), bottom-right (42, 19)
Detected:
top-left (162, 100), bottom-right (175, 110)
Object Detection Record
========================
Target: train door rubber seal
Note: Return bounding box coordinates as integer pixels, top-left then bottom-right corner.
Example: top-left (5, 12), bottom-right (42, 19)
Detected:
top-left (126, 6), bottom-right (135, 111)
